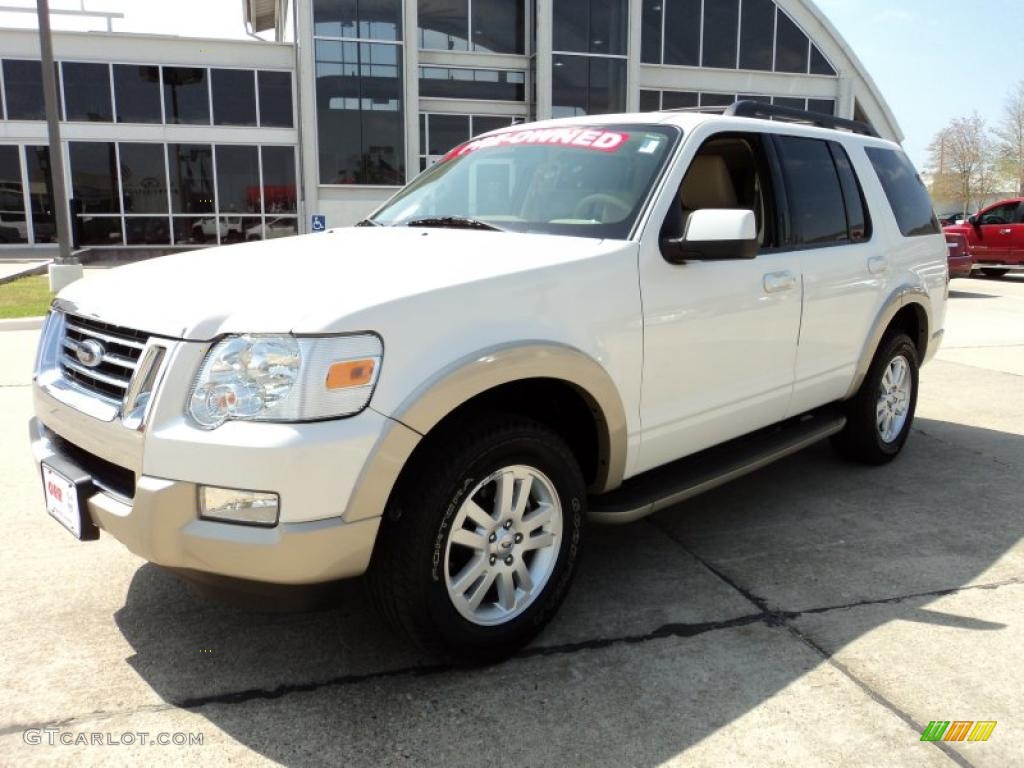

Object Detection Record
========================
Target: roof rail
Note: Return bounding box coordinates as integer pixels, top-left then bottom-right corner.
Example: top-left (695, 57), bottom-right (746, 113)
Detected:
top-left (723, 100), bottom-right (880, 137)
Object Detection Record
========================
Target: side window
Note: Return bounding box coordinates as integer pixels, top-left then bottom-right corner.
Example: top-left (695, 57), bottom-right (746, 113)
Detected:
top-left (864, 147), bottom-right (940, 237)
top-left (666, 132), bottom-right (778, 249)
top-left (775, 135), bottom-right (848, 246)
top-left (978, 203), bottom-right (1018, 226)
top-left (828, 141), bottom-right (871, 242)
top-left (1017, 203), bottom-right (1024, 224)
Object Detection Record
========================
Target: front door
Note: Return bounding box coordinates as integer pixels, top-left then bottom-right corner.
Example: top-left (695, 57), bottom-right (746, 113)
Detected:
top-left (636, 129), bottom-right (802, 474)
top-left (969, 201), bottom-right (1019, 261)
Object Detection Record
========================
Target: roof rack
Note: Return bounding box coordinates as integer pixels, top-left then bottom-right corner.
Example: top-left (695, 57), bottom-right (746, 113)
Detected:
top-left (723, 100), bottom-right (880, 138)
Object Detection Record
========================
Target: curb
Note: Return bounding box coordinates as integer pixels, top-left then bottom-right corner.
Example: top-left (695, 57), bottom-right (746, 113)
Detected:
top-left (0, 316), bottom-right (45, 331)
top-left (0, 260), bottom-right (51, 286)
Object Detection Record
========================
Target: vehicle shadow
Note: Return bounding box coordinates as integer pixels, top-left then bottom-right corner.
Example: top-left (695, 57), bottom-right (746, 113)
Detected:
top-left (113, 416), bottom-right (1022, 766)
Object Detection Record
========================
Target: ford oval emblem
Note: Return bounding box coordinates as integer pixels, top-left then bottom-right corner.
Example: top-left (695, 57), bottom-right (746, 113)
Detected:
top-left (75, 339), bottom-right (105, 369)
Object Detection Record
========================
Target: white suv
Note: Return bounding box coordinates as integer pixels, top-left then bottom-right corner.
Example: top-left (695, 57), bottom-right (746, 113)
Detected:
top-left (31, 103), bottom-right (948, 662)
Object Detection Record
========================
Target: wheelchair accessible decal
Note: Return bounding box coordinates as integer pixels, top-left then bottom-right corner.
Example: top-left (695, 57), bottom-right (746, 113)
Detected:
top-left (443, 128), bottom-right (630, 161)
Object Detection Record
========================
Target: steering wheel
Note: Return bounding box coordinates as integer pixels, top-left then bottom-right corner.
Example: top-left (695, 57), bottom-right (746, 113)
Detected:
top-left (572, 193), bottom-right (632, 222)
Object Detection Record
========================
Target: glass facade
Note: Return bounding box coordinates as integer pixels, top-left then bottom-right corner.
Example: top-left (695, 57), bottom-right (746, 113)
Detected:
top-left (641, 90), bottom-right (835, 116)
top-left (418, 113), bottom-right (522, 170)
top-left (418, 0), bottom-right (525, 54)
top-left (62, 62), bottom-right (113, 122)
top-left (419, 67), bottom-right (526, 101)
top-left (552, 0), bottom-right (628, 118)
top-left (0, 145), bottom-right (27, 244)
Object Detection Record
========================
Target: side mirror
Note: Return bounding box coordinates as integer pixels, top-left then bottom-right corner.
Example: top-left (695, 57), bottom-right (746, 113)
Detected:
top-left (660, 209), bottom-right (758, 264)
top-left (968, 214), bottom-right (978, 227)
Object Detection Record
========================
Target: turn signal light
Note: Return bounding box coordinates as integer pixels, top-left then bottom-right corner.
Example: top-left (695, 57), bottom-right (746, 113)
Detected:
top-left (326, 359), bottom-right (376, 389)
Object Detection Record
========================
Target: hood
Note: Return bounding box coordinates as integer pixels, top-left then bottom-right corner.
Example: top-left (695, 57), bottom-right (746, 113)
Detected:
top-left (56, 228), bottom-right (622, 340)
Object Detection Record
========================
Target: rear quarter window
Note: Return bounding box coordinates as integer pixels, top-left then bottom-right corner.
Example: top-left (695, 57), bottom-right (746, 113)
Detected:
top-left (864, 147), bottom-right (940, 237)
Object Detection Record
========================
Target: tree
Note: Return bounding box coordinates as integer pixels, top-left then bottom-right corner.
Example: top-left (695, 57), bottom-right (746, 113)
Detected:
top-left (926, 113), bottom-right (999, 214)
top-left (993, 80), bottom-right (1024, 196)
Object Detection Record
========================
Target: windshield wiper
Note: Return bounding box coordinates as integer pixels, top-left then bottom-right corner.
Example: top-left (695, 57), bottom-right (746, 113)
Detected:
top-left (355, 218), bottom-right (381, 227)
top-left (406, 216), bottom-right (503, 232)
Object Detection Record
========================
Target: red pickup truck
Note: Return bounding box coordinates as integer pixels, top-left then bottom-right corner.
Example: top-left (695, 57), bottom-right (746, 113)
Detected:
top-left (943, 197), bottom-right (1024, 277)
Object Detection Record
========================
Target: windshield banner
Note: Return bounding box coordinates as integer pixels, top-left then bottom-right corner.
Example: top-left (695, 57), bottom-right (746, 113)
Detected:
top-left (444, 128), bottom-right (630, 161)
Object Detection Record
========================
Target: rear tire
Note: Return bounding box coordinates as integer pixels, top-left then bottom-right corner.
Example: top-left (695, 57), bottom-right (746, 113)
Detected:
top-left (368, 415), bottom-right (586, 664)
top-left (832, 333), bottom-right (919, 465)
top-left (980, 268), bottom-right (1009, 278)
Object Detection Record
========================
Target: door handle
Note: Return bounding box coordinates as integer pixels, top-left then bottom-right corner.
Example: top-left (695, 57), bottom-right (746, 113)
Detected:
top-left (867, 256), bottom-right (888, 275)
top-left (1000, 228), bottom-right (1012, 235)
top-left (763, 270), bottom-right (797, 294)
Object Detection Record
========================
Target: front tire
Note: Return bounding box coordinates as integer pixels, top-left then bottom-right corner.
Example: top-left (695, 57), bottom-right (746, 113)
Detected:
top-left (832, 333), bottom-right (919, 465)
top-left (369, 415), bottom-right (586, 663)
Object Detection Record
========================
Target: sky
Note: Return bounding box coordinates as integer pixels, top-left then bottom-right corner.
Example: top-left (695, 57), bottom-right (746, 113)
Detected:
top-left (3, 0), bottom-right (1023, 171)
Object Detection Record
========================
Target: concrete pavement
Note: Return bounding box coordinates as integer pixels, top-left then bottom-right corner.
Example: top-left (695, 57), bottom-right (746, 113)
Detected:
top-left (0, 275), bottom-right (1021, 766)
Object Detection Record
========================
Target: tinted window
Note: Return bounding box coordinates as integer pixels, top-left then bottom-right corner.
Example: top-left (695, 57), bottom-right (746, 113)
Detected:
top-left (62, 62), bottom-right (112, 122)
top-left (773, 97), bottom-right (806, 111)
top-left (664, 0), bottom-right (700, 66)
top-left (810, 45), bottom-right (836, 76)
top-left (119, 143), bottom-right (168, 213)
top-left (313, 0), bottom-right (402, 40)
top-left (258, 71), bottom-right (293, 127)
top-left (163, 67), bottom-right (209, 124)
top-left (113, 65), bottom-right (162, 123)
top-left (471, 115), bottom-right (520, 135)
top-left (168, 144), bottom-right (214, 213)
top-left (978, 202), bottom-right (1018, 225)
top-left (808, 99), bottom-right (835, 116)
top-left (776, 135), bottom-right (847, 245)
top-left (419, 67), bottom-right (525, 101)
top-left (473, 0), bottom-right (525, 53)
top-left (864, 147), bottom-right (940, 237)
top-left (25, 146), bottom-right (57, 243)
top-left (554, 0), bottom-right (627, 55)
top-left (775, 11), bottom-right (809, 73)
top-left (261, 146), bottom-right (297, 214)
top-left (551, 55), bottom-right (626, 117)
top-left (641, 0), bottom-right (662, 64)
top-left (69, 142), bottom-right (120, 213)
top-left (215, 146), bottom-right (260, 213)
top-left (212, 69), bottom-right (257, 126)
top-left (702, 0), bottom-right (738, 69)
top-left (0, 145), bottom-right (27, 244)
top-left (662, 91), bottom-right (698, 110)
top-left (419, 0), bottom-right (469, 50)
top-left (740, 0), bottom-right (774, 71)
top-left (3, 60), bottom-right (52, 120)
top-left (700, 93), bottom-right (735, 108)
top-left (124, 217), bottom-right (170, 245)
top-left (829, 142), bottom-right (870, 242)
top-left (427, 114), bottom-right (470, 156)
top-left (639, 89), bottom-right (660, 111)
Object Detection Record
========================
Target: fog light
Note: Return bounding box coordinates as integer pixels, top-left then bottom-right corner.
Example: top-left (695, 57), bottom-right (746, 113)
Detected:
top-left (199, 486), bottom-right (279, 526)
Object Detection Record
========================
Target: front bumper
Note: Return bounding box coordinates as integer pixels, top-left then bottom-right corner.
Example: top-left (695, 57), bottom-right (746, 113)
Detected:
top-left (30, 417), bottom-right (382, 584)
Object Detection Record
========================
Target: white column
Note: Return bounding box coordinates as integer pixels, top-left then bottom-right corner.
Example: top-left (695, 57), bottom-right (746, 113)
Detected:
top-left (626, 0), bottom-right (642, 111)
top-left (403, 0), bottom-right (420, 181)
top-left (535, 0), bottom-right (553, 120)
top-left (296, 0), bottom-right (319, 231)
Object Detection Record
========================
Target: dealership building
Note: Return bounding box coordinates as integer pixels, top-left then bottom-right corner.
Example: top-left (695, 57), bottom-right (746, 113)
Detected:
top-left (0, 0), bottom-right (901, 253)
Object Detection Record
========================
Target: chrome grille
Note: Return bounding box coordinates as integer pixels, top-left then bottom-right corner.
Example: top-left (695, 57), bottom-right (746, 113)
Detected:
top-left (60, 315), bottom-right (150, 405)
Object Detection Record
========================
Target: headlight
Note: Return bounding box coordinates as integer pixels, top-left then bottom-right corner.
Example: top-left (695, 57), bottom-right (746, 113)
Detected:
top-left (188, 333), bottom-right (382, 428)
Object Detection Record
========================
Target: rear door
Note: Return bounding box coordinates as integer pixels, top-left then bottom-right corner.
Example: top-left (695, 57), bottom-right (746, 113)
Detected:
top-left (775, 135), bottom-right (881, 414)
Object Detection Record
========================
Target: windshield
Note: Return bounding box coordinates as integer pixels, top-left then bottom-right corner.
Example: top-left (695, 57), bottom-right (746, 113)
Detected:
top-left (370, 124), bottom-right (680, 239)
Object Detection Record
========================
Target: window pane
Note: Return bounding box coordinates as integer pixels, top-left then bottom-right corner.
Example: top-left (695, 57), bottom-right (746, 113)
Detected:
top-left (700, 93), bottom-right (735, 108)
top-left (265, 216), bottom-right (299, 239)
top-left (552, 55), bottom-right (625, 117)
top-left (124, 216), bottom-right (171, 245)
top-left (163, 67), bottom-right (209, 124)
top-left (4, 60), bottom-right (50, 120)
top-left (70, 142), bottom-right (120, 214)
top-left (739, 0), bottom-right (775, 71)
top-left (776, 136), bottom-right (847, 244)
top-left (808, 99), bottom-right (835, 116)
top-left (775, 11), bottom-right (809, 73)
top-left (62, 62), bottom-right (112, 122)
top-left (664, 0), bottom-right (700, 66)
top-left (641, 0), bottom-right (662, 64)
top-left (220, 215), bottom-right (259, 244)
top-left (702, 0), bottom-right (738, 69)
top-left (216, 145), bottom-right (260, 214)
top-left (212, 69), bottom-right (257, 126)
top-left (427, 114), bottom-right (470, 156)
top-left (258, 71), bottom-right (294, 127)
top-left (313, 0), bottom-right (402, 40)
top-left (662, 90), bottom-right (698, 110)
top-left (773, 97), bottom-right (806, 110)
top-left (0, 145), bottom-right (27, 244)
top-left (77, 216), bottom-right (123, 246)
top-left (315, 40), bottom-right (405, 185)
top-left (554, 0), bottom-right (626, 55)
top-left (113, 65), bottom-right (162, 123)
top-left (639, 89), bottom-right (661, 111)
top-left (810, 45), bottom-right (836, 76)
top-left (830, 142), bottom-right (870, 242)
top-left (25, 146), bottom-right (57, 243)
top-left (473, 0), bottom-right (525, 53)
top-left (419, 66), bottom-right (525, 101)
top-left (119, 143), bottom-right (168, 213)
top-left (471, 115), bottom-right (519, 136)
top-left (173, 216), bottom-right (215, 245)
top-left (418, 0), bottom-right (469, 51)
top-left (865, 147), bottom-right (940, 237)
top-left (168, 144), bottom-right (214, 213)
top-left (261, 146), bottom-right (297, 214)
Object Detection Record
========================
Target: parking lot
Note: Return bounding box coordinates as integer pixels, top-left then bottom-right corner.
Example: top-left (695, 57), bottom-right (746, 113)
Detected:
top-left (1, 275), bottom-right (1022, 767)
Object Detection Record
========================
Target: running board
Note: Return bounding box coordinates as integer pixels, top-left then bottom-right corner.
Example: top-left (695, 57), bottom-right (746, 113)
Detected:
top-left (589, 406), bottom-right (846, 524)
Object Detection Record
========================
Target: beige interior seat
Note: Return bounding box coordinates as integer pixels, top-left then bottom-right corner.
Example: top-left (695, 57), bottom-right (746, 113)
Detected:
top-left (679, 154), bottom-right (738, 213)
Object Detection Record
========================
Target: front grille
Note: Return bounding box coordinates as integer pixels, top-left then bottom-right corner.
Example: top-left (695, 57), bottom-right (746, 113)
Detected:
top-left (60, 315), bottom-right (150, 406)
top-left (45, 426), bottom-right (136, 501)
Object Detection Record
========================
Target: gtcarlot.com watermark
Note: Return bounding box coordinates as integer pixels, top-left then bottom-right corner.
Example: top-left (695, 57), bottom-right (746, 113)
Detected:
top-left (23, 728), bottom-right (203, 747)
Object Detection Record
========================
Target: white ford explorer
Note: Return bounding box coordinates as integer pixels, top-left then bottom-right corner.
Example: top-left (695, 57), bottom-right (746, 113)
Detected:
top-left (31, 103), bottom-right (948, 662)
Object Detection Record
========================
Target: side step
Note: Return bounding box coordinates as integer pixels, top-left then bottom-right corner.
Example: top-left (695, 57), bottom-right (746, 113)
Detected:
top-left (589, 406), bottom-right (847, 524)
